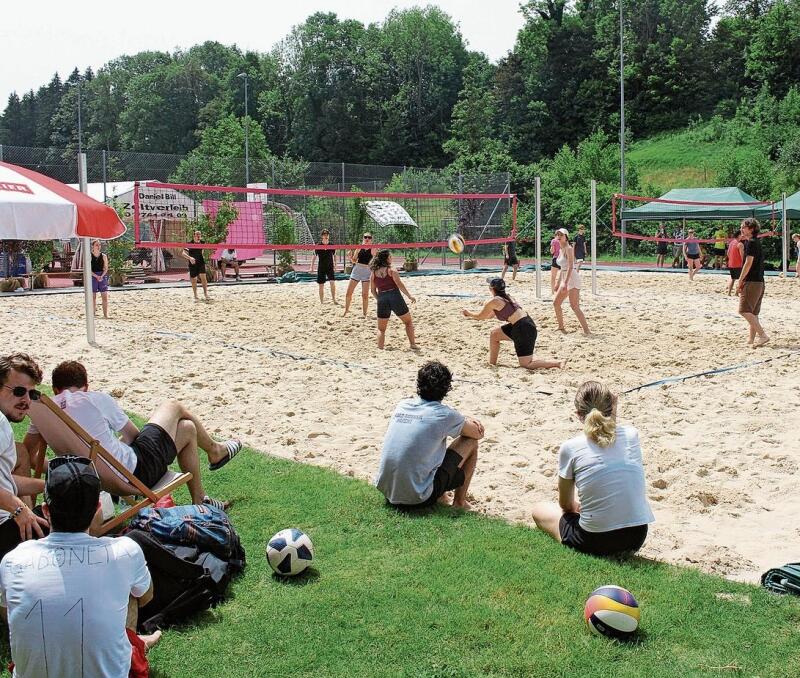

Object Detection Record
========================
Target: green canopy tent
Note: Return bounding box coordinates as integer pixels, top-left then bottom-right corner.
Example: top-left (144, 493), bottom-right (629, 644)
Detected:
top-left (620, 187), bottom-right (771, 222)
top-left (755, 189), bottom-right (800, 220)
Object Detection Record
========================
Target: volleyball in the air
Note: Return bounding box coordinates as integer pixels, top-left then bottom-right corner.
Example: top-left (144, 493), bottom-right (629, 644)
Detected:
top-left (584, 585), bottom-right (640, 639)
top-left (266, 528), bottom-right (314, 576)
top-left (448, 233), bottom-right (466, 254)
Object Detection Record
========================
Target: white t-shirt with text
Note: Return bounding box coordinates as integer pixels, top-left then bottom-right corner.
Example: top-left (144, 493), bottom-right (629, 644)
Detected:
top-left (28, 390), bottom-right (136, 474)
top-left (0, 532), bottom-right (151, 678)
top-left (558, 425), bottom-right (655, 533)
top-left (0, 414), bottom-right (19, 525)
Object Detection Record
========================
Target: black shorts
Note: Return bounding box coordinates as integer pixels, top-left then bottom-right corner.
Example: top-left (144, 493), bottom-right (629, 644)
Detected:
top-left (188, 258), bottom-right (206, 278)
top-left (656, 243), bottom-right (668, 255)
top-left (686, 252), bottom-right (700, 260)
top-left (501, 315), bottom-right (537, 357)
top-left (714, 248), bottom-right (726, 257)
top-left (551, 257), bottom-right (561, 270)
top-left (0, 506), bottom-right (47, 561)
top-left (132, 423), bottom-right (178, 488)
top-left (316, 263), bottom-right (335, 284)
top-left (559, 512), bottom-right (648, 557)
top-left (404, 449), bottom-right (465, 509)
top-left (729, 267), bottom-right (741, 280)
top-left (504, 256), bottom-right (519, 266)
top-left (377, 288), bottom-right (409, 319)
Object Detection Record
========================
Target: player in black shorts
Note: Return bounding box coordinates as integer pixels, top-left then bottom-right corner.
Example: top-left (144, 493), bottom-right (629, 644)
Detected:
top-left (311, 229), bottom-right (337, 304)
top-left (180, 230), bottom-right (210, 302)
top-left (501, 239), bottom-right (519, 280)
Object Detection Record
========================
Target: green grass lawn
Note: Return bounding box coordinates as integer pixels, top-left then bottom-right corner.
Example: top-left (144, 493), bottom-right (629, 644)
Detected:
top-left (7, 415), bottom-right (800, 677)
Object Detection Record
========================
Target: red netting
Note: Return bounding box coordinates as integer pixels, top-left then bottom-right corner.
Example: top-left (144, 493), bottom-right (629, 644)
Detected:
top-left (133, 182), bottom-right (516, 252)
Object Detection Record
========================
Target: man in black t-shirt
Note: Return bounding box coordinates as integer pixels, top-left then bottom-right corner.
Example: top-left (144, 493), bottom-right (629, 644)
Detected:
top-left (736, 218), bottom-right (769, 346)
top-left (311, 229), bottom-right (337, 304)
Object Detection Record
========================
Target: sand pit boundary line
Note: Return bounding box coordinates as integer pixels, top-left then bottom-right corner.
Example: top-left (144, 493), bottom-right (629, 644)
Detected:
top-left (622, 349), bottom-right (800, 394)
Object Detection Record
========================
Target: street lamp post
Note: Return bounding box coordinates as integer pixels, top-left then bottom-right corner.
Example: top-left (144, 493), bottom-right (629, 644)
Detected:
top-left (237, 72), bottom-right (250, 187)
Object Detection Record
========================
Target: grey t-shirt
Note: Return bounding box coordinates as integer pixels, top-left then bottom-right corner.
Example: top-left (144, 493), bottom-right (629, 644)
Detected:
top-left (375, 397), bottom-right (465, 505)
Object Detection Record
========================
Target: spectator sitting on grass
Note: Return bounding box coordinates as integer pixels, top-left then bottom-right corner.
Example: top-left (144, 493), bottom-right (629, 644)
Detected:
top-left (531, 381), bottom-right (654, 556)
top-left (0, 456), bottom-right (161, 677)
top-left (374, 361), bottom-right (483, 510)
top-left (0, 353), bottom-right (48, 561)
top-left (23, 360), bottom-right (242, 511)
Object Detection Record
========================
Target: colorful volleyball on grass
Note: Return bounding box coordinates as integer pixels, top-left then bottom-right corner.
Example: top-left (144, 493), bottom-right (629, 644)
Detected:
top-left (266, 528), bottom-right (314, 576)
top-left (448, 233), bottom-right (465, 254)
top-left (584, 585), bottom-right (640, 639)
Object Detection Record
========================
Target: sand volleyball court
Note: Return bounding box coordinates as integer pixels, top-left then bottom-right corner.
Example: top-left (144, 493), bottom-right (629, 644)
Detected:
top-left (3, 270), bottom-right (798, 581)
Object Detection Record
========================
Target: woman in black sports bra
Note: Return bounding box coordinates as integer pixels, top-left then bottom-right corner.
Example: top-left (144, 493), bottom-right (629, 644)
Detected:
top-left (462, 277), bottom-right (565, 371)
top-left (343, 233), bottom-right (375, 317)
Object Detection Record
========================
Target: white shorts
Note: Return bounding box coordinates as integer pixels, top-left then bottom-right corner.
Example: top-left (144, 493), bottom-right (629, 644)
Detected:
top-left (350, 263), bottom-right (371, 282)
top-left (566, 270), bottom-right (581, 290)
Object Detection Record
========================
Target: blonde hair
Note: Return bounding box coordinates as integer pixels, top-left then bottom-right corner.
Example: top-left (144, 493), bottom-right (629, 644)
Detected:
top-left (575, 381), bottom-right (616, 448)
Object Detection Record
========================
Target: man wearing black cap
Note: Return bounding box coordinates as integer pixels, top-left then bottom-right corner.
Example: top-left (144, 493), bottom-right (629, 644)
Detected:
top-left (0, 457), bottom-right (161, 677)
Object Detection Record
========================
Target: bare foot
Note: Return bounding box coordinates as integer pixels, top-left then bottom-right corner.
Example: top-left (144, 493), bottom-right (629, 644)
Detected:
top-left (409, 343), bottom-right (421, 351)
top-left (140, 629), bottom-right (162, 652)
top-left (452, 500), bottom-right (475, 511)
top-left (753, 335), bottom-right (770, 347)
top-left (437, 492), bottom-right (453, 507)
top-left (557, 326), bottom-right (568, 334)
top-left (559, 358), bottom-right (569, 370)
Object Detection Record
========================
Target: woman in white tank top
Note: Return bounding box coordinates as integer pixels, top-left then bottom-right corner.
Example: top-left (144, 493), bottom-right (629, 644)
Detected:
top-left (552, 228), bottom-right (590, 335)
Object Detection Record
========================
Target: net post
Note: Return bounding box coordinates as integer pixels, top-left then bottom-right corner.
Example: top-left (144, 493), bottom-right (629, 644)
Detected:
top-left (782, 193), bottom-right (788, 277)
top-left (133, 181), bottom-right (140, 243)
top-left (535, 176), bottom-right (542, 299)
top-left (78, 152), bottom-right (95, 345)
top-left (591, 179), bottom-right (597, 296)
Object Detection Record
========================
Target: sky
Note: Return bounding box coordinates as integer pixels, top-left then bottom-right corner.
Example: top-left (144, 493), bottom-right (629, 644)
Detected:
top-left (0, 0), bottom-right (527, 104)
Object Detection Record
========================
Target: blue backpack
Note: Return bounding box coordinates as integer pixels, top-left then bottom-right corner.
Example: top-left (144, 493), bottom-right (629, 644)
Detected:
top-left (128, 504), bottom-right (243, 562)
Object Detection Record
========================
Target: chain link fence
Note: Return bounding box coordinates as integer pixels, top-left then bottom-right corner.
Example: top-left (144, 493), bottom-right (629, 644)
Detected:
top-left (1, 144), bottom-right (513, 275)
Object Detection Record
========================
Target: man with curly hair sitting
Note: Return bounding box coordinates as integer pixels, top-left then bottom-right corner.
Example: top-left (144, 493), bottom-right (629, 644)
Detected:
top-left (374, 361), bottom-right (483, 510)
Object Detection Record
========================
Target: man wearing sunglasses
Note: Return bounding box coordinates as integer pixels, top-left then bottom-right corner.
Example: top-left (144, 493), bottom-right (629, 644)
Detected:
top-left (0, 456), bottom-right (161, 677)
top-left (0, 353), bottom-right (49, 561)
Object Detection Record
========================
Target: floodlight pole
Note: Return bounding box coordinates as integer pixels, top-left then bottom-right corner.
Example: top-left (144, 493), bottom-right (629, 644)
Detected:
top-left (619, 0), bottom-right (627, 259)
top-left (589, 179), bottom-right (597, 296)
top-left (79, 152), bottom-right (96, 345)
top-left (238, 73), bottom-right (250, 187)
top-left (77, 82), bottom-right (83, 156)
top-left (535, 176), bottom-right (542, 299)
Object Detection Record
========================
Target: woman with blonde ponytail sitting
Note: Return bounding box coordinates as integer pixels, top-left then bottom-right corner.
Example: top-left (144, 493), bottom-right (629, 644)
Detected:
top-left (531, 381), bottom-right (654, 556)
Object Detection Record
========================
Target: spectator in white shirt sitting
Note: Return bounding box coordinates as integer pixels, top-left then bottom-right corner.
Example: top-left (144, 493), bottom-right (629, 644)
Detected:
top-left (24, 360), bottom-right (242, 511)
top-left (0, 353), bottom-right (49, 561)
top-left (531, 381), bottom-right (654, 556)
top-left (0, 456), bottom-right (161, 678)
top-left (217, 248), bottom-right (241, 282)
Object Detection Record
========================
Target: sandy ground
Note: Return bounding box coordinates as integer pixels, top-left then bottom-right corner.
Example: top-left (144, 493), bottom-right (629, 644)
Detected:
top-left (2, 269), bottom-right (799, 582)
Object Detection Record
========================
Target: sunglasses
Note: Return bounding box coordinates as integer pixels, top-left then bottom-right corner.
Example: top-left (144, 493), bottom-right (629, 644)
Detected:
top-left (363, 235), bottom-right (372, 240)
top-left (2, 384), bottom-right (41, 400)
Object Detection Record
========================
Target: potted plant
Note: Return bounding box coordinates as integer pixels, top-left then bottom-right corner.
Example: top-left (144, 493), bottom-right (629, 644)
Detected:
top-left (107, 236), bottom-right (133, 287)
top-left (463, 258), bottom-right (477, 270)
top-left (26, 241), bottom-right (53, 288)
top-left (0, 278), bottom-right (21, 292)
top-left (402, 251), bottom-right (419, 272)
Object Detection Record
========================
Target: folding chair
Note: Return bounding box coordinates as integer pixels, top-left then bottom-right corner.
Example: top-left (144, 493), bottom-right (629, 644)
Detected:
top-left (28, 394), bottom-right (192, 534)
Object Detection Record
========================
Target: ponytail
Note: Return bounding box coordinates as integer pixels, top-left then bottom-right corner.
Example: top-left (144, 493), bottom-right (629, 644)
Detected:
top-left (574, 381), bottom-right (617, 448)
top-left (583, 408), bottom-right (616, 448)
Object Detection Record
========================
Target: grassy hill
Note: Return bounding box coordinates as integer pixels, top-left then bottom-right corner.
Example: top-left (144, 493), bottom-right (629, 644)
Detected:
top-left (627, 126), bottom-right (760, 190)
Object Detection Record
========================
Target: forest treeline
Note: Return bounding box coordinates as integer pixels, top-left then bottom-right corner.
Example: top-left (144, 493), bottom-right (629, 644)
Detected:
top-left (2, 1), bottom-right (800, 230)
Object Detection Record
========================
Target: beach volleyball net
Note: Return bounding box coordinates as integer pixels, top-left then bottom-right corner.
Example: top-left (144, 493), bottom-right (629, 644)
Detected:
top-left (609, 193), bottom-right (778, 256)
top-left (132, 182), bottom-right (516, 267)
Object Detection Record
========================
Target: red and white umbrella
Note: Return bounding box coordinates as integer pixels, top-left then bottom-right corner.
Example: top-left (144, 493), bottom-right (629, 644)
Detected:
top-left (0, 161), bottom-right (127, 344)
top-left (0, 161), bottom-right (125, 240)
